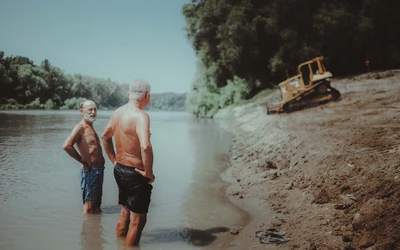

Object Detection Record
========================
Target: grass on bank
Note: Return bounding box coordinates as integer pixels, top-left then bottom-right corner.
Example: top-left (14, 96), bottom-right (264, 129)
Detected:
top-left (214, 88), bottom-right (279, 119)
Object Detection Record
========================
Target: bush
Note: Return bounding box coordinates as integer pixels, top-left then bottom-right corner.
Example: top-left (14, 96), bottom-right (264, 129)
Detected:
top-left (25, 98), bottom-right (43, 109)
top-left (186, 76), bottom-right (251, 118)
top-left (186, 89), bottom-right (220, 118)
top-left (44, 99), bottom-right (54, 109)
top-left (0, 104), bottom-right (23, 109)
top-left (218, 76), bottom-right (250, 108)
top-left (61, 97), bottom-right (87, 110)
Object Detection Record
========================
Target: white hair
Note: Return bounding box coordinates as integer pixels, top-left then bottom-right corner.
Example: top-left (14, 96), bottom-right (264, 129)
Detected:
top-left (80, 100), bottom-right (96, 110)
top-left (129, 79), bottom-right (151, 100)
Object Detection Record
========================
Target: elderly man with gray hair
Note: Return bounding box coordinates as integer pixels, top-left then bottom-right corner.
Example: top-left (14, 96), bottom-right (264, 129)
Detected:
top-left (102, 79), bottom-right (154, 246)
top-left (63, 100), bottom-right (105, 214)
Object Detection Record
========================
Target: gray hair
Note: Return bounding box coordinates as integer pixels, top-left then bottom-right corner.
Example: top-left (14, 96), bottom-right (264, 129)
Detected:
top-left (80, 100), bottom-right (95, 109)
top-left (129, 79), bottom-right (151, 100)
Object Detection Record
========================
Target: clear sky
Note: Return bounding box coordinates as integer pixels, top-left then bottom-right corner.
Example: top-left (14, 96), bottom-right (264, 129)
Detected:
top-left (0, 0), bottom-right (197, 94)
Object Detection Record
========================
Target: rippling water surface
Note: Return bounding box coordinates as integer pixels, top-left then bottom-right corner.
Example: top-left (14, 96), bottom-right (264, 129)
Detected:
top-left (0, 110), bottom-right (244, 250)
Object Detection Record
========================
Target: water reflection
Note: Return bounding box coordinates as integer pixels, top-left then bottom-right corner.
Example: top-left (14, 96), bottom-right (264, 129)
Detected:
top-left (180, 227), bottom-right (230, 246)
top-left (116, 240), bottom-right (142, 250)
top-left (100, 204), bottom-right (121, 214)
top-left (143, 226), bottom-right (230, 247)
top-left (80, 214), bottom-right (107, 250)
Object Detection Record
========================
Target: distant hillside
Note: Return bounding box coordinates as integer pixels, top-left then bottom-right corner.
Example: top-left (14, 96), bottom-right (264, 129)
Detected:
top-left (0, 51), bottom-right (187, 111)
top-left (147, 92), bottom-right (187, 111)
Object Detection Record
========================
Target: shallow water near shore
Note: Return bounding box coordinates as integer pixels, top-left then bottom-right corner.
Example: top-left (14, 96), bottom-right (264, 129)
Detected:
top-left (0, 110), bottom-right (245, 250)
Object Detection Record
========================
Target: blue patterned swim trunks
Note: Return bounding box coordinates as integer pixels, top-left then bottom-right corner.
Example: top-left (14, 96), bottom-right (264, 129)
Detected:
top-left (80, 167), bottom-right (104, 204)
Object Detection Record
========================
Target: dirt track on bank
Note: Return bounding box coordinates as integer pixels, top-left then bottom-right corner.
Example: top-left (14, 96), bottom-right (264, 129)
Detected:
top-left (217, 70), bottom-right (400, 250)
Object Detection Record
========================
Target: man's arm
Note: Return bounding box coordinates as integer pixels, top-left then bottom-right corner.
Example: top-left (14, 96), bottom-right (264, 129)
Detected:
top-left (101, 118), bottom-right (116, 165)
top-left (135, 112), bottom-right (155, 183)
top-left (62, 124), bottom-right (90, 171)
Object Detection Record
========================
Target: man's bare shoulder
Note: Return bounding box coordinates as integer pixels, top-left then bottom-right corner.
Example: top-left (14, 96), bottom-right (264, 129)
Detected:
top-left (112, 105), bottom-right (129, 118)
top-left (130, 110), bottom-right (149, 124)
top-left (116, 104), bottom-right (127, 112)
top-left (135, 111), bottom-right (150, 127)
top-left (138, 109), bottom-right (149, 118)
top-left (64, 121), bottom-right (85, 145)
top-left (73, 121), bottom-right (85, 132)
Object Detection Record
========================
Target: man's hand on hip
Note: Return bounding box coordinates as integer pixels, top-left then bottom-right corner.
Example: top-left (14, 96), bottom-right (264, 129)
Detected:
top-left (135, 169), bottom-right (155, 184)
top-left (82, 161), bottom-right (91, 172)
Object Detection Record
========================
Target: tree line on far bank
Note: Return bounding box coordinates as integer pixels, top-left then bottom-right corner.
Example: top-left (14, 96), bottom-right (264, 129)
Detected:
top-left (182, 0), bottom-right (400, 117)
top-left (0, 51), bottom-right (186, 111)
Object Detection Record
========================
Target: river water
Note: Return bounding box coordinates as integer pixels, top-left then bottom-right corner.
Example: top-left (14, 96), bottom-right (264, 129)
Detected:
top-left (0, 110), bottom-right (245, 250)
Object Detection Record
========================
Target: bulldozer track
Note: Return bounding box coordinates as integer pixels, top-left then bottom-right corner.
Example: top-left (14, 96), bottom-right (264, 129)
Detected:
top-left (282, 81), bottom-right (341, 113)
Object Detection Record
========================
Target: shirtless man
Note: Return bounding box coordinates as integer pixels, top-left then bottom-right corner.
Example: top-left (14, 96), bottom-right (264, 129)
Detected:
top-left (63, 100), bottom-right (105, 214)
top-left (102, 79), bottom-right (155, 246)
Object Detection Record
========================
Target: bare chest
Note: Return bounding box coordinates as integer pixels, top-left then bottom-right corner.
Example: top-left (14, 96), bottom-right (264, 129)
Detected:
top-left (81, 127), bottom-right (100, 147)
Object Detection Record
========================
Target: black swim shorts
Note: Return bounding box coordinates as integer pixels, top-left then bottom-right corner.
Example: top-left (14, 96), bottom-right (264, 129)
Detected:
top-left (114, 163), bottom-right (153, 214)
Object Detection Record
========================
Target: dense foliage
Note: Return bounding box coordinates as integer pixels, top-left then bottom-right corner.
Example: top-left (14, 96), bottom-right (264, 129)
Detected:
top-left (0, 51), bottom-right (186, 111)
top-left (182, 0), bottom-right (400, 117)
top-left (148, 93), bottom-right (187, 111)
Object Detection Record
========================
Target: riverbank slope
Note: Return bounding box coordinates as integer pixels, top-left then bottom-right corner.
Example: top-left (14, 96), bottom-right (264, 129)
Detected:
top-left (216, 70), bottom-right (400, 250)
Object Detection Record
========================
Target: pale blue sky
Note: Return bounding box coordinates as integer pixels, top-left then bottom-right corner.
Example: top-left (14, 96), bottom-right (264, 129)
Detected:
top-left (0, 0), bottom-right (197, 93)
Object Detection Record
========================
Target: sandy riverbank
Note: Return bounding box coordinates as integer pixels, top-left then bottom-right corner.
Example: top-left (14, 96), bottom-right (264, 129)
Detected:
top-left (215, 70), bottom-right (400, 250)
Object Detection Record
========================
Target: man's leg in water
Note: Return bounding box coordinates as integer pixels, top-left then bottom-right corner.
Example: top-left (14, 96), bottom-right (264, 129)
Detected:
top-left (94, 169), bottom-right (104, 213)
top-left (83, 200), bottom-right (102, 214)
top-left (125, 211), bottom-right (147, 246)
top-left (93, 197), bottom-right (102, 213)
top-left (116, 206), bottom-right (130, 237)
top-left (83, 201), bottom-right (95, 214)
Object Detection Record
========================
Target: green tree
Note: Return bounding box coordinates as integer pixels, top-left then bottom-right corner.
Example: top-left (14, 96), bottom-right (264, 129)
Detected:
top-left (182, 0), bottom-right (400, 117)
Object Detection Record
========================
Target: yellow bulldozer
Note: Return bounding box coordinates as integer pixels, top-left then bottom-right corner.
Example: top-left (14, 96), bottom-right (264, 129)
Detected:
top-left (266, 56), bottom-right (341, 114)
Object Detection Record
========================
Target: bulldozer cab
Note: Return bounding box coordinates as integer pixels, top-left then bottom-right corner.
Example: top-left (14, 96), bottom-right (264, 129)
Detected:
top-left (298, 56), bottom-right (329, 87)
top-left (278, 56), bottom-right (333, 103)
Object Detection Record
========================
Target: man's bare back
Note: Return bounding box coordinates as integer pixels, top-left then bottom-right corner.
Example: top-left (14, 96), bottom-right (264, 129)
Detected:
top-left (102, 102), bottom-right (154, 182)
top-left (111, 104), bottom-right (149, 169)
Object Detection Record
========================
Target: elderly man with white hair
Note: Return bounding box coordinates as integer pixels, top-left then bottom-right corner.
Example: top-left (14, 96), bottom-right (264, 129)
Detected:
top-left (63, 100), bottom-right (105, 214)
top-left (102, 79), bottom-right (155, 246)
